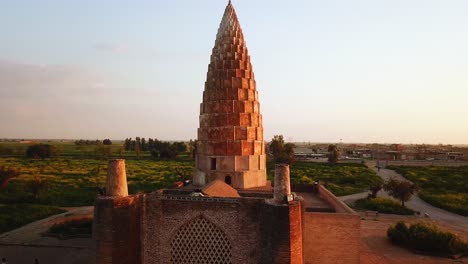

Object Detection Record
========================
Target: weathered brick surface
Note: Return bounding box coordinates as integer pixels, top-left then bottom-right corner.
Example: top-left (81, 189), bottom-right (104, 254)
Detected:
top-left (138, 192), bottom-right (303, 264)
top-left (303, 213), bottom-right (360, 264)
top-left (195, 1), bottom-right (266, 189)
top-left (93, 195), bottom-right (142, 264)
top-left (94, 187), bottom-right (362, 264)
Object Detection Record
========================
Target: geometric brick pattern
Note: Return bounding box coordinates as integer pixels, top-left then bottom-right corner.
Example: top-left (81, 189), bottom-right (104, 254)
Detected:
top-left (170, 216), bottom-right (232, 264)
top-left (196, 1), bottom-right (267, 189)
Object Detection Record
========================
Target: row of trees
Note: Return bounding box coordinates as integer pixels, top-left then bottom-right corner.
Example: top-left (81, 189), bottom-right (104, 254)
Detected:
top-left (124, 137), bottom-right (159, 152)
top-left (74, 139), bottom-right (112, 145)
top-left (123, 137), bottom-right (196, 160)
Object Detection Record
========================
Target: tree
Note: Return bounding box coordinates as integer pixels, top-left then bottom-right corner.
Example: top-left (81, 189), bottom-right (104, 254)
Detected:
top-left (188, 139), bottom-right (198, 159)
top-left (327, 144), bottom-right (341, 163)
top-left (26, 144), bottom-right (57, 159)
top-left (150, 141), bottom-right (180, 160)
top-left (174, 142), bottom-right (187, 153)
top-left (0, 166), bottom-right (21, 189)
top-left (141, 138), bottom-right (147, 151)
top-left (268, 135), bottom-right (295, 164)
top-left (124, 138), bottom-right (132, 151)
top-left (25, 173), bottom-right (48, 200)
top-left (369, 184), bottom-right (383, 199)
top-left (103, 139), bottom-right (112, 145)
top-left (95, 144), bottom-right (112, 159)
top-left (383, 178), bottom-right (418, 207)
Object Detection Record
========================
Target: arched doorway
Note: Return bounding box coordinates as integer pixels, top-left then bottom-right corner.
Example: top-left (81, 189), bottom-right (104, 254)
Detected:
top-left (224, 175), bottom-right (232, 185)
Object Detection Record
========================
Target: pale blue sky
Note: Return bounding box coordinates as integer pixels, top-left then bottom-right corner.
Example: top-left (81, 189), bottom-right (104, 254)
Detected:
top-left (1, 0), bottom-right (467, 144)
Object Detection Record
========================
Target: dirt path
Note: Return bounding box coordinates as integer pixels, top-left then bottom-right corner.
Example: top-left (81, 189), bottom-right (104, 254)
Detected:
top-left (0, 206), bottom-right (95, 264)
top-left (340, 162), bottom-right (468, 237)
top-left (373, 164), bottom-right (468, 235)
top-left (0, 206), bottom-right (94, 245)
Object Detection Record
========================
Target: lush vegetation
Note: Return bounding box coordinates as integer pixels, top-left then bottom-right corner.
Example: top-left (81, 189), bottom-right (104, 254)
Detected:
top-left (0, 204), bottom-right (66, 233)
top-left (387, 221), bottom-right (468, 256)
top-left (389, 166), bottom-right (468, 216)
top-left (48, 216), bottom-right (93, 239)
top-left (354, 197), bottom-right (415, 215)
top-left (0, 157), bottom-right (193, 206)
top-left (267, 160), bottom-right (382, 196)
top-left (0, 141), bottom-right (383, 208)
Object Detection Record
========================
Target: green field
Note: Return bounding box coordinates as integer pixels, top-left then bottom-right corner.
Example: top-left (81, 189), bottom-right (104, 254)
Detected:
top-left (268, 161), bottom-right (382, 196)
top-left (0, 140), bottom-right (382, 206)
top-left (389, 166), bottom-right (468, 216)
top-left (0, 157), bottom-right (193, 206)
top-left (0, 141), bottom-right (383, 232)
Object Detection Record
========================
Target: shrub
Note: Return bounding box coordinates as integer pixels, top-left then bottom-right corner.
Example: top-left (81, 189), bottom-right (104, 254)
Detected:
top-left (388, 221), bottom-right (468, 256)
top-left (26, 144), bottom-right (57, 159)
top-left (387, 221), bottom-right (410, 245)
top-left (0, 166), bottom-right (21, 188)
top-left (354, 197), bottom-right (415, 215)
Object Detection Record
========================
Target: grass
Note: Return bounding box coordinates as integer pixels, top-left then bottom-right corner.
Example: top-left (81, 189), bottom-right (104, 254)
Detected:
top-left (0, 157), bottom-right (193, 206)
top-left (0, 157), bottom-right (381, 206)
top-left (0, 204), bottom-right (66, 233)
top-left (0, 141), bottom-right (382, 206)
top-left (388, 165), bottom-right (468, 216)
top-left (353, 197), bottom-right (415, 215)
top-left (48, 215), bottom-right (93, 239)
top-left (268, 160), bottom-right (382, 196)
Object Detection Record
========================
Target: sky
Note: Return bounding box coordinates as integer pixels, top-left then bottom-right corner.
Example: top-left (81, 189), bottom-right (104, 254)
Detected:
top-left (0, 0), bottom-right (467, 144)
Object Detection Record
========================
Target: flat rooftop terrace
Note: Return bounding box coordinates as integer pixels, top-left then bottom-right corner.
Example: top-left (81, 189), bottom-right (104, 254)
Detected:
top-left (297, 192), bottom-right (335, 213)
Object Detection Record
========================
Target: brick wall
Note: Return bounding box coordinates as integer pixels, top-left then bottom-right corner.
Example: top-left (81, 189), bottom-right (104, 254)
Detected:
top-left (95, 192), bottom-right (305, 264)
top-left (303, 212), bottom-right (360, 264)
top-left (141, 194), bottom-right (265, 264)
top-left (93, 195), bottom-right (142, 264)
top-left (139, 194), bottom-right (302, 264)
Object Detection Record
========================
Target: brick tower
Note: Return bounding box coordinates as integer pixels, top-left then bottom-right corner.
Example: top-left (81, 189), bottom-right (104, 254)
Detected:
top-left (195, 1), bottom-right (267, 189)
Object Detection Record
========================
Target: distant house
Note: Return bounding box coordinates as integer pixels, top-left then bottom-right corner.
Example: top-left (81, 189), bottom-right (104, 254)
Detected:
top-left (447, 152), bottom-right (464, 161)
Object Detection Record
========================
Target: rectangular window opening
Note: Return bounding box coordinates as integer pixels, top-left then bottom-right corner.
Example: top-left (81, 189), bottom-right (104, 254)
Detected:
top-left (210, 158), bottom-right (217, 170)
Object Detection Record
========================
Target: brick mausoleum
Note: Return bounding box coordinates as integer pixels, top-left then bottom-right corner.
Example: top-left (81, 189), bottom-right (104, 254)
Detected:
top-left (93, 2), bottom-right (360, 264)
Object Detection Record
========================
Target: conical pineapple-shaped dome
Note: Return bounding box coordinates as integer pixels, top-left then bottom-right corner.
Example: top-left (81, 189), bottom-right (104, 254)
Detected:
top-left (195, 1), bottom-right (267, 189)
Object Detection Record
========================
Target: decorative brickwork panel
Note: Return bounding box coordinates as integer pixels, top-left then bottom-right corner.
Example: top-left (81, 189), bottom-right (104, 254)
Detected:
top-left (170, 215), bottom-right (232, 264)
